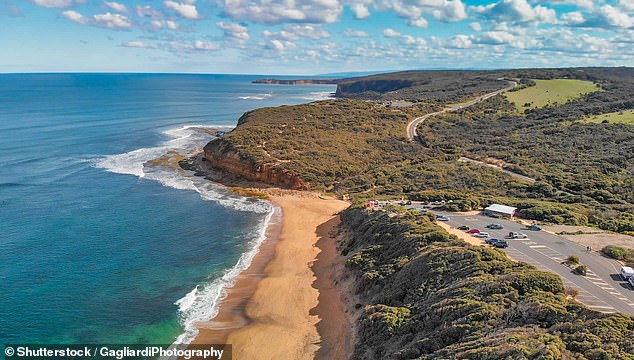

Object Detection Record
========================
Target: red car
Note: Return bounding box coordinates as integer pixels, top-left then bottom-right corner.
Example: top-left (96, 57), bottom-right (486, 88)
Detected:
top-left (466, 229), bottom-right (481, 234)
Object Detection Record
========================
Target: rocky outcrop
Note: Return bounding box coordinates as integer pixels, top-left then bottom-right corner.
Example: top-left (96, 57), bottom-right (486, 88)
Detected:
top-left (203, 138), bottom-right (307, 190)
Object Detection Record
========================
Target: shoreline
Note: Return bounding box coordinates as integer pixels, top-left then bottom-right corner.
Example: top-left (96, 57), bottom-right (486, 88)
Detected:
top-left (188, 204), bottom-right (283, 344)
top-left (188, 178), bottom-right (353, 358)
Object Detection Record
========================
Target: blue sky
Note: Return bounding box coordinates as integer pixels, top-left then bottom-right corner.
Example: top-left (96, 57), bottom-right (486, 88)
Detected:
top-left (1, 0), bottom-right (633, 74)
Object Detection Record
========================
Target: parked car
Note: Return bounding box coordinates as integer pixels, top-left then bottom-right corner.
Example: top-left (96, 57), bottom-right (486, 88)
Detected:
top-left (486, 238), bottom-right (499, 245)
top-left (457, 225), bottom-right (470, 231)
top-left (620, 266), bottom-right (634, 280)
top-left (474, 232), bottom-right (490, 238)
top-left (436, 216), bottom-right (450, 221)
top-left (466, 229), bottom-right (480, 234)
top-left (508, 232), bottom-right (528, 239)
top-left (486, 223), bottom-right (504, 229)
top-left (525, 225), bottom-right (542, 231)
top-left (493, 240), bottom-right (509, 248)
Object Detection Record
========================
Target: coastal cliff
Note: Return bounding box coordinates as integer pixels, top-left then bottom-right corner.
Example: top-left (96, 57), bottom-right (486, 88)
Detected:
top-left (202, 138), bottom-right (307, 190)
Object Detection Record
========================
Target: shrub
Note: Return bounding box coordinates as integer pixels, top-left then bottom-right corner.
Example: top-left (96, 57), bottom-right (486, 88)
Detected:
top-left (566, 255), bottom-right (580, 265)
top-left (601, 245), bottom-right (634, 266)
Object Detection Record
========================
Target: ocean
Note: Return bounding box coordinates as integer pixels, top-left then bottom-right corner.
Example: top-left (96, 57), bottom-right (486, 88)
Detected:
top-left (0, 73), bottom-right (336, 345)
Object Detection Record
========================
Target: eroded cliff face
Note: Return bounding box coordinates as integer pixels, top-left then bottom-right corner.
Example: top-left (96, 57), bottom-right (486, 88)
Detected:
top-left (203, 138), bottom-right (307, 190)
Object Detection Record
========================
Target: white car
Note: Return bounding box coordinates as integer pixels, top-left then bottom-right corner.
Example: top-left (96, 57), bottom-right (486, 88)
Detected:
top-left (474, 232), bottom-right (490, 238)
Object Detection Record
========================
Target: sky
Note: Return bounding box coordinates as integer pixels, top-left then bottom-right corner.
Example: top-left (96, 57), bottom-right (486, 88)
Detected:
top-left (1, 0), bottom-right (634, 74)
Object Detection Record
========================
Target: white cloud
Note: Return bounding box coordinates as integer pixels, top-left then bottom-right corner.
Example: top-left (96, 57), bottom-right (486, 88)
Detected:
top-left (216, 21), bottom-right (250, 41)
top-left (356, 0), bottom-right (466, 26)
top-left (31, 0), bottom-right (72, 8)
top-left (121, 41), bottom-right (157, 49)
top-left (104, 1), bottom-right (127, 13)
top-left (169, 40), bottom-right (221, 52)
top-left (350, 3), bottom-right (370, 19)
top-left (619, 0), bottom-right (634, 12)
top-left (164, 0), bottom-right (200, 20)
top-left (408, 17), bottom-right (429, 28)
top-left (470, 22), bottom-right (482, 31)
top-left (215, 0), bottom-right (342, 24)
top-left (343, 28), bottom-right (368, 37)
top-left (473, 0), bottom-right (557, 24)
top-left (166, 20), bottom-right (179, 29)
top-left (447, 34), bottom-right (472, 48)
top-left (151, 19), bottom-right (179, 30)
top-left (266, 39), bottom-right (297, 52)
top-left (401, 34), bottom-right (426, 48)
top-left (596, 5), bottom-right (634, 28)
top-left (534, 0), bottom-right (594, 11)
top-left (262, 24), bottom-right (330, 40)
top-left (93, 12), bottom-right (132, 29)
top-left (383, 28), bottom-right (401, 37)
top-left (61, 10), bottom-right (88, 24)
top-left (432, 0), bottom-right (467, 22)
top-left (136, 5), bottom-right (163, 19)
top-left (194, 40), bottom-right (219, 50)
top-left (561, 11), bottom-right (585, 25)
top-left (474, 30), bottom-right (541, 49)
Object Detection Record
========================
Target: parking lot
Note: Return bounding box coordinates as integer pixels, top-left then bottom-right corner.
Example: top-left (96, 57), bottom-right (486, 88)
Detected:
top-left (431, 210), bottom-right (634, 315)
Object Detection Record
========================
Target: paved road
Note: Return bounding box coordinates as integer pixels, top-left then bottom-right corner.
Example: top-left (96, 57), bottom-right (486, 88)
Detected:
top-left (406, 81), bottom-right (517, 141)
top-left (433, 211), bottom-right (634, 315)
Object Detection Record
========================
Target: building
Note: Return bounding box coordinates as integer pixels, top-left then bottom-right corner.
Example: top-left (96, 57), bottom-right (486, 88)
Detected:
top-left (483, 204), bottom-right (517, 218)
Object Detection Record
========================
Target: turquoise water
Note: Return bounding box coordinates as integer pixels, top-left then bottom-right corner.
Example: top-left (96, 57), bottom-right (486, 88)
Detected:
top-left (0, 73), bottom-right (335, 345)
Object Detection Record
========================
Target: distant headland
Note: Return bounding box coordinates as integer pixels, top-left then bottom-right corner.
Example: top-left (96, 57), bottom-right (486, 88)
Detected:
top-left (252, 78), bottom-right (341, 85)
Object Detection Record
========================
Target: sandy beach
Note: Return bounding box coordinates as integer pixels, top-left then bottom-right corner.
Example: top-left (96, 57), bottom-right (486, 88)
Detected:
top-left (192, 190), bottom-right (352, 360)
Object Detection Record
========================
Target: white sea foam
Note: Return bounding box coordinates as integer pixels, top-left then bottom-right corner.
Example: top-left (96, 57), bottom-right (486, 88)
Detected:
top-left (93, 124), bottom-right (270, 213)
top-left (172, 206), bottom-right (279, 345)
top-left (300, 91), bottom-right (336, 101)
top-left (238, 93), bottom-right (272, 100)
top-left (93, 123), bottom-right (277, 347)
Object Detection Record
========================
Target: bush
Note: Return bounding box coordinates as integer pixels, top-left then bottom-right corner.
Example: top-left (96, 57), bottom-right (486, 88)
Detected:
top-left (601, 245), bottom-right (634, 266)
top-left (566, 255), bottom-right (580, 265)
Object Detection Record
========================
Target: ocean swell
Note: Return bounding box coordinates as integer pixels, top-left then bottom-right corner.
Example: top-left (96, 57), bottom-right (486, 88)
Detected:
top-left (93, 124), bottom-right (276, 345)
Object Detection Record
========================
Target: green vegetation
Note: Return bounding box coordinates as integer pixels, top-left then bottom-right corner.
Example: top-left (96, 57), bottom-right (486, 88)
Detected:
top-left (198, 68), bottom-right (634, 358)
top-left (505, 79), bottom-right (602, 113)
top-left (566, 255), bottom-right (580, 265)
top-left (582, 110), bottom-right (634, 125)
top-left (602, 245), bottom-right (634, 266)
top-left (340, 207), bottom-right (634, 359)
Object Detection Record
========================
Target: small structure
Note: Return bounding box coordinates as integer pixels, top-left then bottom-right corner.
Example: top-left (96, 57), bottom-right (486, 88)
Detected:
top-left (215, 130), bottom-right (226, 137)
top-left (483, 204), bottom-right (517, 218)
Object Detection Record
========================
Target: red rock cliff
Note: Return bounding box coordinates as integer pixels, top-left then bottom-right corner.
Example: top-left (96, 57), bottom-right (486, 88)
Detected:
top-left (203, 138), bottom-right (307, 190)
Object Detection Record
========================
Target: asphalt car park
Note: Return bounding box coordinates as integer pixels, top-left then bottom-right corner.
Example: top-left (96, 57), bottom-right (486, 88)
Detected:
top-left (433, 211), bottom-right (634, 315)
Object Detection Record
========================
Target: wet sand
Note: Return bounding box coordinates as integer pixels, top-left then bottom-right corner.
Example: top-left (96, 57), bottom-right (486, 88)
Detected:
top-left (192, 190), bottom-right (352, 360)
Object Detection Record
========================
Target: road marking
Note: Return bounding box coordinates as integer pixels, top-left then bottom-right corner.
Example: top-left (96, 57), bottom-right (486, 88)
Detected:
top-left (529, 245), bottom-right (547, 248)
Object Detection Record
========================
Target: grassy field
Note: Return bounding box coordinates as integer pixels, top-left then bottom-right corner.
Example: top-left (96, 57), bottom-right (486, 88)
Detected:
top-left (581, 109), bottom-right (634, 125)
top-left (505, 79), bottom-right (601, 113)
